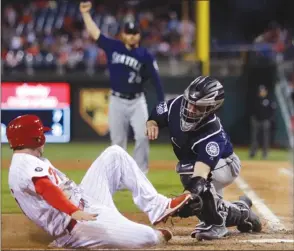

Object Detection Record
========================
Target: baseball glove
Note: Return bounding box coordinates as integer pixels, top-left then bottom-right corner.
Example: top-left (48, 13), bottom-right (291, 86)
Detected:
top-left (175, 193), bottom-right (203, 218)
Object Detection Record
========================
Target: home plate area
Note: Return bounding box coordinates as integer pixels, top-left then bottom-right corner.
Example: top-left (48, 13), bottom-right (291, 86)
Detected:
top-left (144, 225), bottom-right (294, 250)
top-left (2, 215), bottom-right (294, 250)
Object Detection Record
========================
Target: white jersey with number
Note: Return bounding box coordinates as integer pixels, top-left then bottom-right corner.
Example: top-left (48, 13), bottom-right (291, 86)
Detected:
top-left (8, 153), bottom-right (80, 237)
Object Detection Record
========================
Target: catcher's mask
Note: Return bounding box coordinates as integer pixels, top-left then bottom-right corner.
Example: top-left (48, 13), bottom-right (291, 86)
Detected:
top-left (180, 76), bottom-right (225, 131)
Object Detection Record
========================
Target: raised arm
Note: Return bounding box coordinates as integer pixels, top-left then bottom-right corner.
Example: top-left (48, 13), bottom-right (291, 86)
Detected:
top-left (80, 1), bottom-right (119, 52)
top-left (80, 2), bottom-right (100, 41)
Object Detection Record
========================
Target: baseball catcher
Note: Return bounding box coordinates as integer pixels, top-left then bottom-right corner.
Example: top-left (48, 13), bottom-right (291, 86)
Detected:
top-left (147, 76), bottom-right (262, 240)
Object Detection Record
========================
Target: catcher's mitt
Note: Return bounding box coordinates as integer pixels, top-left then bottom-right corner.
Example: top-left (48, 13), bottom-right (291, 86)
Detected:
top-left (175, 193), bottom-right (203, 218)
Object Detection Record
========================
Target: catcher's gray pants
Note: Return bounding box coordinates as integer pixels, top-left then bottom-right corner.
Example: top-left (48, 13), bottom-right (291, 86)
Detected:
top-left (211, 152), bottom-right (241, 197)
top-left (108, 94), bottom-right (149, 174)
top-left (249, 116), bottom-right (271, 159)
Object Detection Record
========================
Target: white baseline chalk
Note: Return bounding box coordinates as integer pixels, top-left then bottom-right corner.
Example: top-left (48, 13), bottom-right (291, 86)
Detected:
top-left (235, 176), bottom-right (286, 231)
top-left (280, 168), bottom-right (294, 177)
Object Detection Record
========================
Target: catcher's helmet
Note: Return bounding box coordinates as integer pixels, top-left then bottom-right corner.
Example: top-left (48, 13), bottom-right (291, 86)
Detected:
top-left (180, 76), bottom-right (224, 131)
top-left (6, 114), bottom-right (51, 150)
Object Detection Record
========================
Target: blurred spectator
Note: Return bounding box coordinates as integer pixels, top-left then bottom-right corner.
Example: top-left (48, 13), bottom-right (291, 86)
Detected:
top-left (177, 16), bottom-right (195, 53)
top-left (10, 35), bottom-right (23, 50)
top-left (84, 40), bottom-right (99, 75)
top-left (167, 12), bottom-right (179, 32)
top-left (245, 22), bottom-right (286, 100)
top-left (254, 21), bottom-right (290, 59)
top-left (43, 30), bottom-right (55, 46)
top-left (123, 7), bottom-right (136, 23)
top-left (4, 4), bottom-right (18, 27)
top-left (249, 85), bottom-right (277, 159)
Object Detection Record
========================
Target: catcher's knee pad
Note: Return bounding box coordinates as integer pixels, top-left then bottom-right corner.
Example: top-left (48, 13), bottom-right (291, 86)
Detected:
top-left (199, 188), bottom-right (227, 226)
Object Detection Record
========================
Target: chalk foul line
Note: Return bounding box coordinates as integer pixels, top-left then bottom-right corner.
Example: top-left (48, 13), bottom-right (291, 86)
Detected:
top-left (234, 176), bottom-right (286, 231)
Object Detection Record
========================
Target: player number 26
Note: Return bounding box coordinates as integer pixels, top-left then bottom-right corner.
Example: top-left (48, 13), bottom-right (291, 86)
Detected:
top-left (128, 72), bottom-right (142, 84)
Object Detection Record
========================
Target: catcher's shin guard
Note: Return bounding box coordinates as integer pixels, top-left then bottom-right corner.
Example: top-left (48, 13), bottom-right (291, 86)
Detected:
top-left (191, 194), bottom-right (262, 240)
top-left (190, 188), bottom-right (229, 240)
top-left (227, 195), bottom-right (262, 233)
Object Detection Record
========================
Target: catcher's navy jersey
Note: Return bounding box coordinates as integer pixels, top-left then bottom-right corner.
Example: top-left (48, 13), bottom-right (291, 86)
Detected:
top-left (148, 95), bottom-right (234, 169)
top-left (96, 34), bottom-right (164, 101)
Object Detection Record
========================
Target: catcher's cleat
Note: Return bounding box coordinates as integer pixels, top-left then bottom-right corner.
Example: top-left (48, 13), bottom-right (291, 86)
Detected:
top-left (191, 222), bottom-right (229, 241)
top-left (153, 193), bottom-right (192, 225)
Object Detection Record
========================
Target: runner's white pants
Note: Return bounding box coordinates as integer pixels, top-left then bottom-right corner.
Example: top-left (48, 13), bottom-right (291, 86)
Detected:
top-left (51, 145), bottom-right (169, 249)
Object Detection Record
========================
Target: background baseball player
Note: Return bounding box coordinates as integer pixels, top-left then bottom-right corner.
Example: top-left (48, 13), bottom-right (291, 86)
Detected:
top-left (146, 76), bottom-right (262, 240)
top-left (80, 1), bottom-right (164, 174)
top-left (7, 114), bottom-right (192, 249)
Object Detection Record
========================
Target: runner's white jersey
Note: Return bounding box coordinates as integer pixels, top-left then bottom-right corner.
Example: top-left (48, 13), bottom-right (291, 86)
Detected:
top-left (8, 153), bottom-right (79, 237)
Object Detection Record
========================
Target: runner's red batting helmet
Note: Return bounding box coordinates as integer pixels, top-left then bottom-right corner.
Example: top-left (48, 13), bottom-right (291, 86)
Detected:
top-left (6, 114), bottom-right (51, 150)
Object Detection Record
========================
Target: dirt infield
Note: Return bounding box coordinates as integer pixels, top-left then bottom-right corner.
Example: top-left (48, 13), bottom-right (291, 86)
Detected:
top-left (2, 160), bottom-right (294, 250)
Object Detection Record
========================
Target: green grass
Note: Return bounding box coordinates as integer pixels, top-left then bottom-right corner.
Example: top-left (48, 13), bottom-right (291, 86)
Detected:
top-left (1, 142), bottom-right (290, 213)
top-left (1, 142), bottom-right (289, 162)
top-left (1, 142), bottom-right (177, 162)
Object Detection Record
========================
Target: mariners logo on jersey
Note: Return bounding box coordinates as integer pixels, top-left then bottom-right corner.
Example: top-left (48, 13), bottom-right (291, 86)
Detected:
top-left (205, 142), bottom-right (220, 157)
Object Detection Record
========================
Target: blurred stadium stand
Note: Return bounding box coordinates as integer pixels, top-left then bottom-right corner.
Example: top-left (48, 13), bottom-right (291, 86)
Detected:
top-left (1, 0), bottom-right (294, 78)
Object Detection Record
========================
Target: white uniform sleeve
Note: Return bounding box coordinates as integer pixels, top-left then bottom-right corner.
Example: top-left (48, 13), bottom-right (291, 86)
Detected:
top-left (22, 157), bottom-right (50, 179)
top-left (22, 155), bottom-right (65, 188)
top-left (17, 156), bottom-right (51, 193)
top-left (21, 155), bottom-right (74, 200)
